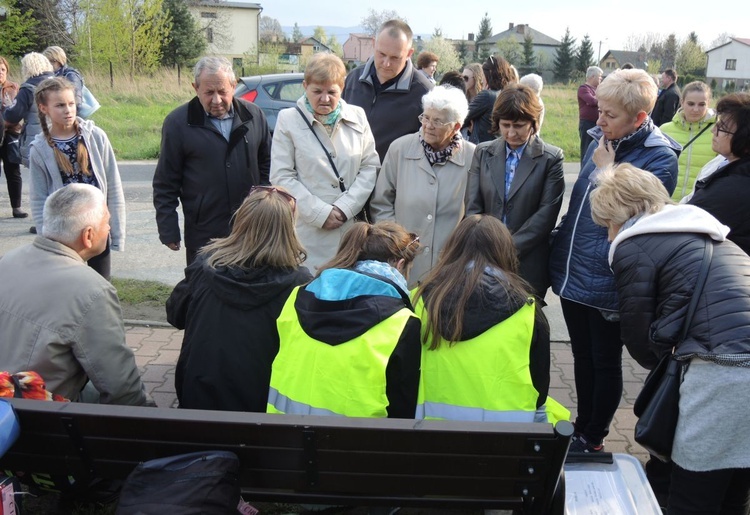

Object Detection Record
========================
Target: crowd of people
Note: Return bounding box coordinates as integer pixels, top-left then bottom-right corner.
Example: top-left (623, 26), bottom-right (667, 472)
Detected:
top-left (2, 18), bottom-right (750, 514)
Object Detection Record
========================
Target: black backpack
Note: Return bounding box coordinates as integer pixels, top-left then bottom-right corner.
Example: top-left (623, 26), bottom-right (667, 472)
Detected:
top-left (116, 450), bottom-right (240, 514)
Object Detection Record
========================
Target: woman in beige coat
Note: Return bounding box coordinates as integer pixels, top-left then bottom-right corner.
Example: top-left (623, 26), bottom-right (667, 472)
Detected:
top-left (271, 54), bottom-right (379, 271)
top-left (371, 85), bottom-right (475, 288)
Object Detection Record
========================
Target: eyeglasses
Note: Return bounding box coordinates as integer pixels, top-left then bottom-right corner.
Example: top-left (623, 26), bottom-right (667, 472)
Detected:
top-left (249, 185), bottom-right (297, 210)
top-left (714, 121), bottom-right (735, 136)
top-left (418, 114), bottom-right (453, 129)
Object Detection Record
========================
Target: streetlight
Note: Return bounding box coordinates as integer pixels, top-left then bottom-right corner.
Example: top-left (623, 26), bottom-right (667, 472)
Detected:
top-left (598, 38), bottom-right (608, 64)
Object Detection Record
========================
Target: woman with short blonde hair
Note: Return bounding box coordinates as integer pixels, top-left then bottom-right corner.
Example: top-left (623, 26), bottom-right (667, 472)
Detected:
top-left (170, 186), bottom-right (312, 412)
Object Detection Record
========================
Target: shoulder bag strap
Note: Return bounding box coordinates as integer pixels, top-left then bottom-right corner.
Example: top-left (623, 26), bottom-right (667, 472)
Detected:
top-left (681, 122), bottom-right (713, 152)
top-left (295, 106), bottom-right (346, 193)
top-left (679, 238), bottom-right (713, 342)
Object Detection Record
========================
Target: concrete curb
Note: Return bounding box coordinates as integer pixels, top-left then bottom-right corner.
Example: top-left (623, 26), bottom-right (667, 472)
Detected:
top-left (124, 319), bottom-right (173, 328)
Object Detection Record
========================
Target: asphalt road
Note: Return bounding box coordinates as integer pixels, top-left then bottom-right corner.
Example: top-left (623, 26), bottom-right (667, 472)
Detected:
top-left (0, 161), bottom-right (581, 339)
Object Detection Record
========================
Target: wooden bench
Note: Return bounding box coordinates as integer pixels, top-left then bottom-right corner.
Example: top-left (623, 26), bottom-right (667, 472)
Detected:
top-left (0, 398), bottom-right (573, 513)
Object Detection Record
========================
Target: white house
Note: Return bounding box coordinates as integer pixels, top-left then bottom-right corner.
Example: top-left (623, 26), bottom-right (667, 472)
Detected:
top-left (706, 38), bottom-right (750, 91)
top-left (190, 1), bottom-right (261, 67)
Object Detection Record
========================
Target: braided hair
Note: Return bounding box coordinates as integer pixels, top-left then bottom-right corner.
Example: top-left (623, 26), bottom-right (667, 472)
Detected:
top-left (34, 76), bottom-right (90, 176)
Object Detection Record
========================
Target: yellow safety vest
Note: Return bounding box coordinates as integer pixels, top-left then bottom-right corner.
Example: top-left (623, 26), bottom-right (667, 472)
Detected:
top-left (268, 287), bottom-right (416, 418)
top-left (414, 296), bottom-right (570, 424)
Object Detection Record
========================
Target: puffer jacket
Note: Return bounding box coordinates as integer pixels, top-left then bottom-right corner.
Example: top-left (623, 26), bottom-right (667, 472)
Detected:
top-left (609, 204), bottom-right (750, 370)
top-left (660, 108), bottom-right (717, 200)
top-left (548, 122), bottom-right (680, 311)
top-left (3, 72), bottom-right (54, 166)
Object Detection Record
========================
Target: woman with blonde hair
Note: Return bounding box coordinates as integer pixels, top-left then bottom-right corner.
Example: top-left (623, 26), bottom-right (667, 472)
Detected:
top-left (169, 186), bottom-right (312, 412)
top-left (27, 76), bottom-right (124, 279)
top-left (271, 52), bottom-right (378, 272)
top-left (590, 163), bottom-right (750, 513)
top-left (268, 221), bottom-right (422, 419)
top-left (462, 63), bottom-right (484, 103)
top-left (42, 46), bottom-right (84, 113)
top-left (659, 81), bottom-right (717, 199)
top-left (414, 215), bottom-right (569, 424)
top-left (3, 52), bottom-right (53, 168)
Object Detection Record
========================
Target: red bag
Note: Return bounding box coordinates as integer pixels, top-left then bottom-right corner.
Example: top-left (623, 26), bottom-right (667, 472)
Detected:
top-left (0, 371), bottom-right (69, 402)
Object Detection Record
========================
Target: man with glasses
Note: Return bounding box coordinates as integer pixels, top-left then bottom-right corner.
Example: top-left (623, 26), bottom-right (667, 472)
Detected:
top-left (343, 19), bottom-right (433, 161)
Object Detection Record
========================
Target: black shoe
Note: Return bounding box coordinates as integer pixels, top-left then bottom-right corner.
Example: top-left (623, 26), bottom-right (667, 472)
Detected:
top-left (29, 226), bottom-right (37, 234)
top-left (12, 208), bottom-right (28, 218)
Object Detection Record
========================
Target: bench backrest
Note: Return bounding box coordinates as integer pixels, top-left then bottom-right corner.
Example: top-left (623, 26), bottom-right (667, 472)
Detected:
top-left (0, 399), bottom-right (573, 513)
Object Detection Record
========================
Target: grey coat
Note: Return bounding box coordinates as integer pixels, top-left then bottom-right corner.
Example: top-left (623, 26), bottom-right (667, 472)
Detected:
top-left (28, 118), bottom-right (126, 251)
top-left (372, 132), bottom-right (475, 288)
top-left (465, 135), bottom-right (565, 298)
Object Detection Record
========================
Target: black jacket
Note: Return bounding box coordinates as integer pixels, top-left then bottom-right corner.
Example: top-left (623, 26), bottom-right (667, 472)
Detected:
top-left (422, 269), bottom-right (551, 407)
top-left (153, 97), bottom-right (271, 251)
top-left (611, 209), bottom-right (750, 370)
top-left (169, 254), bottom-right (311, 412)
top-left (689, 156), bottom-right (750, 255)
top-left (463, 89), bottom-right (498, 144)
top-left (651, 83), bottom-right (680, 127)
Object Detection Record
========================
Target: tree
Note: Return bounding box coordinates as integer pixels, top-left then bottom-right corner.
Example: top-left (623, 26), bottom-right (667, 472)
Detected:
top-left (0, 0), bottom-right (38, 57)
top-left (709, 32), bottom-right (733, 50)
top-left (576, 34), bottom-right (595, 73)
top-left (553, 28), bottom-right (576, 82)
top-left (161, 0), bottom-right (206, 67)
top-left (457, 39), bottom-right (468, 63)
top-left (522, 35), bottom-right (536, 69)
top-left (15, 0), bottom-right (74, 51)
top-left (495, 38), bottom-right (521, 66)
top-left (624, 32), bottom-right (664, 53)
top-left (432, 27), bottom-right (442, 38)
top-left (328, 34), bottom-right (343, 57)
top-left (663, 33), bottom-right (677, 69)
top-left (313, 26), bottom-right (327, 45)
top-left (291, 23), bottom-right (303, 42)
top-left (687, 32), bottom-right (699, 45)
top-left (360, 8), bottom-right (405, 37)
top-left (259, 15), bottom-right (285, 43)
top-left (676, 38), bottom-right (706, 78)
top-left (422, 36), bottom-right (461, 79)
top-left (475, 12), bottom-right (492, 60)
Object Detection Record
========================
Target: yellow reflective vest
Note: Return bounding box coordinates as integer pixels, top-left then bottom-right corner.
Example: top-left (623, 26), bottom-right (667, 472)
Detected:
top-left (268, 286), bottom-right (417, 418)
top-left (415, 296), bottom-right (570, 424)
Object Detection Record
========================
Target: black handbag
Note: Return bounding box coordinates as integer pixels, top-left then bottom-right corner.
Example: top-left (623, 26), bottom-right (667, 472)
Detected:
top-left (295, 106), bottom-right (370, 223)
top-left (633, 238), bottom-right (713, 463)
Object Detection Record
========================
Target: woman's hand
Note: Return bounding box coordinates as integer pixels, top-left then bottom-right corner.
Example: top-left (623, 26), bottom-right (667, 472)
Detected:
top-left (322, 206), bottom-right (346, 230)
top-left (593, 136), bottom-right (615, 169)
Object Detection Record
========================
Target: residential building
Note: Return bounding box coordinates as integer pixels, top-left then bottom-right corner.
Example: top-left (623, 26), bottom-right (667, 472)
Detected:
top-left (476, 23), bottom-right (560, 81)
top-left (190, 1), bottom-right (261, 68)
top-left (706, 38), bottom-right (750, 91)
top-left (343, 33), bottom-right (374, 66)
top-left (599, 50), bottom-right (648, 72)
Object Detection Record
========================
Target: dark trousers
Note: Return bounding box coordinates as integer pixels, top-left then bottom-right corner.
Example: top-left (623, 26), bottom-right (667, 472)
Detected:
top-left (88, 239), bottom-right (111, 280)
top-left (0, 140), bottom-right (22, 208)
top-left (186, 246), bottom-right (198, 267)
top-left (561, 298), bottom-right (622, 445)
top-left (579, 119), bottom-right (597, 165)
top-left (668, 463), bottom-right (750, 514)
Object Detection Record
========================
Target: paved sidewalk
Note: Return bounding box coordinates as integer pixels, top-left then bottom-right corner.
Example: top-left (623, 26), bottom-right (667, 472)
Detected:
top-left (127, 324), bottom-right (651, 464)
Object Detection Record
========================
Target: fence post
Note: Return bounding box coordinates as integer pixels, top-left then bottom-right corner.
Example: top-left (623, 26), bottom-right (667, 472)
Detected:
top-left (177, 63), bottom-right (181, 87)
top-left (109, 61), bottom-right (113, 88)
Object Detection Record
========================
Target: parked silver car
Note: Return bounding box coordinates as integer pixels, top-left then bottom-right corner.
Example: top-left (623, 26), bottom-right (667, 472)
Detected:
top-left (234, 73), bottom-right (304, 133)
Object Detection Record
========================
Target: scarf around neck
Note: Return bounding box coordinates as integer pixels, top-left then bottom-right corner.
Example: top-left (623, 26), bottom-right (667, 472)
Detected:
top-left (419, 131), bottom-right (462, 166)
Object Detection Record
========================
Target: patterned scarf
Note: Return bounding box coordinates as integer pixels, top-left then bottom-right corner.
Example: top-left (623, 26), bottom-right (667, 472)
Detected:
top-left (304, 96), bottom-right (342, 128)
top-left (608, 119), bottom-right (650, 152)
top-left (419, 131), bottom-right (462, 166)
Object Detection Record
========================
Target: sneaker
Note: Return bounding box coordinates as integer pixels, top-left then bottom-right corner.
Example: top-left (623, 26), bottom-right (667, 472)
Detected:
top-left (568, 434), bottom-right (604, 453)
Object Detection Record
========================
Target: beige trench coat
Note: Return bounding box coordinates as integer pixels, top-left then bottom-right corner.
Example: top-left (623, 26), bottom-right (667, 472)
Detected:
top-left (371, 132), bottom-right (475, 288)
top-left (271, 98), bottom-right (379, 272)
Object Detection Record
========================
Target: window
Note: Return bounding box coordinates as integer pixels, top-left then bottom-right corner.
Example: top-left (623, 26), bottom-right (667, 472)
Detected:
top-left (201, 11), bottom-right (216, 18)
top-left (726, 59), bottom-right (737, 70)
top-left (206, 27), bottom-right (213, 43)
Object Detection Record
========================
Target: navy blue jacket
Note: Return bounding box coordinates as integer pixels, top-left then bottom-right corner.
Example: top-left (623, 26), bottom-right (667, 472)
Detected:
top-left (548, 123), bottom-right (680, 311)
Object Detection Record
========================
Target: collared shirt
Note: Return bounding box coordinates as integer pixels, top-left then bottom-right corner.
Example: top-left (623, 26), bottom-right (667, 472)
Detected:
top-left (207, 107), bottom-right (235, 141)
top-left (504, 142), bottom-right (527, 224)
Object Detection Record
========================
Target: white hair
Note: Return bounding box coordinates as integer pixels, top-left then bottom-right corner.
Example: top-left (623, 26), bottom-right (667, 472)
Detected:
top-left (586, 66), bottom-right (603, 79)
top-left (421, 85), bottom-right (469, 125)
top-left (43, 184), bottom-right (106, 245)
top-left (193, 56), bottom-right (236, 86)
top-left (520, 73), bottom-right (543, 95)
top-left (21, 52), bottom-right (53, 81)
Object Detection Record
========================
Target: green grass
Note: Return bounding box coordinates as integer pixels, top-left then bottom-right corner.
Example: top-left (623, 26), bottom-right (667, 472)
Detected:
top-left (541, 85), bottom-right (581, 161)
top-left (111, 278), bottom-right (173, 306)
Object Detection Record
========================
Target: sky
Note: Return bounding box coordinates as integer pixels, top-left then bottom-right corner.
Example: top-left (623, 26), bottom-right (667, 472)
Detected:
top-left (255, 0), bottom-right (748, 54)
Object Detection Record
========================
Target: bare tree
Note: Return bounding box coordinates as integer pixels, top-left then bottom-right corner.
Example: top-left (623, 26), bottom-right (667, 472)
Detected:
top-left (359, 8), bottom-right (406, 38)
top-left (259, 15), bottom-right (285, 43)
top-left (624, 32), bottom-right (664, 52)
top-left (709, 32), bottom-right (734, 50)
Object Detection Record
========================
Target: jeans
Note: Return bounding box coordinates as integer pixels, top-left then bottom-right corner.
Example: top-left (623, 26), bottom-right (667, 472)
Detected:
top-left (88, 238), bottom-right (111, 280)
top-left (561, 299), bottom-right (622, 445)
top-left (0, 140), bottom-right (22, 208)
top-left (668, 463), bottom-right (750, 514)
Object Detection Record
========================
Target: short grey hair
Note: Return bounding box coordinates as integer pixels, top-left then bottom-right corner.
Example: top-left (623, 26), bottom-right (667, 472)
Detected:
top-left (520, 73), bottom-right (543, 95)
top-left (43, 184), bottom-right (106, 245)
top-left (21, 52), bottom-right (53, 81)
top-left (193, 56), bottom-right (236, 87)
top-left (421, 85), bottom-right (469, 125)
top-left (586, 66), bottom-right (603, 79)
